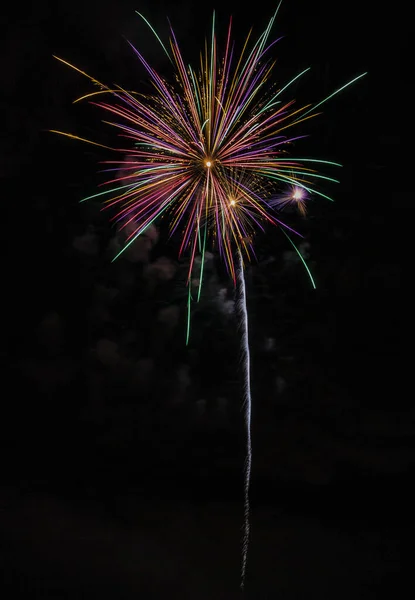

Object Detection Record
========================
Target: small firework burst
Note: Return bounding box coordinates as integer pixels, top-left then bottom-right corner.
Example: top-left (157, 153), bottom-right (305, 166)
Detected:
top-left (271, 183), bottom-right (309, 216)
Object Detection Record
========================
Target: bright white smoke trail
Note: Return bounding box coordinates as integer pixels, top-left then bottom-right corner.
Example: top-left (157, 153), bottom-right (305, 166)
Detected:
top-left (236, 248), bottom-right (252, 590)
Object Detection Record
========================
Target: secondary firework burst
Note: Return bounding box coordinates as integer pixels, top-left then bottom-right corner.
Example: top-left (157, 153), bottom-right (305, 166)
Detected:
top-left (271, 182), bottom-right (309, 216)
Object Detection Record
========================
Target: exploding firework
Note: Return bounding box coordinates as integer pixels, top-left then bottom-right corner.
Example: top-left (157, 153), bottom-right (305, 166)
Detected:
top-left (52, 8), bottom-right (364, 288)
top-left (52, 4), bottom-right (365, 590)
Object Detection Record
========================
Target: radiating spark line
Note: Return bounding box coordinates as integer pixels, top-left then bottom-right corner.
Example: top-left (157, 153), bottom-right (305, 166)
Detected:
top-left (49, 130), bottom-right (115, 151)
top-left (135, 11), bottom-right (173, 64)
top-left (197, 225), bottom-right (207, 302)
top-left (280, 228), bottom-right (316, 289)
top-left (276, 158), bottom-right (343, 167)
top-left (294, 72), bottom-right (368, 122)
top-left (52, 56), bottom-right (107, 88)
top-left (260, 67), bottom-right (311, 113)
top-left (186, 282), bottom-right (192, 345)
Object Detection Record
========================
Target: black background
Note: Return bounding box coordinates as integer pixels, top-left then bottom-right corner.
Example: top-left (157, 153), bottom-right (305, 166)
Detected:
top-left (1, 1), bottom-right (409, 598)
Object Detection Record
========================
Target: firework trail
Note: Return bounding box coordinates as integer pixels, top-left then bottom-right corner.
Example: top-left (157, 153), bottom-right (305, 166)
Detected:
top-left (236, 248), bottom-right (252, 590)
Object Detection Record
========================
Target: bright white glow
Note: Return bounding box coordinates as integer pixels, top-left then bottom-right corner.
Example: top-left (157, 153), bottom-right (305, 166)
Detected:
top-left (205, 159), bottom-right (212, 168)
top-left (230, 199), bottom-right (236, 206)
top-left (292, 186), bottom-right (305, 201)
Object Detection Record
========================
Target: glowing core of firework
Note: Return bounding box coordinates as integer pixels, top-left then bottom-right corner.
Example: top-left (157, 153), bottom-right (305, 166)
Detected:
top-left (292, 186), bottom-right (305, 201)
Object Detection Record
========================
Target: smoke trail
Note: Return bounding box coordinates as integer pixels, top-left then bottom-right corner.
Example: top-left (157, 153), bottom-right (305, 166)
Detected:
top-left (236, 249), bottom-right (252, 590)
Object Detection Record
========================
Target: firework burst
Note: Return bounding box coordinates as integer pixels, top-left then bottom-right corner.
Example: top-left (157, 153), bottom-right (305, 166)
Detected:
top-left (52, 8), bottom-right (364, 288)
top-left (52, 5), bottom-right (365, 590)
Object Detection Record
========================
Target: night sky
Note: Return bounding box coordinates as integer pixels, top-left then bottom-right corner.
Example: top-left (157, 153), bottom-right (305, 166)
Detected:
top-left (1, 1), bottom-right (409, 598)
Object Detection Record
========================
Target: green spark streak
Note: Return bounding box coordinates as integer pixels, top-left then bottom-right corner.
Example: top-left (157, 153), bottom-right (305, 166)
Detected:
top-left (269, 170), bottom-right (340, 184)
top-left (236, 2), bottom-right (280, 90)
top-left (263, 169), bottom-right (339, 187)
top-left (197, 225), bottom-right (202, 251)
top-left (259, 1), bottom-right (282, 54)
top-left (80, 182), bottom-right (140, 202)
top-left (135, 11), bottom-right (173, 64)
top-left (111, 200), bottom-right (173, 262)
top-left (260, 68), bottom-right (311, 114)
top-left (186, 283), bottom-right (192, 345)
top-left (276, 158), bottom-right (343, 167)
top-left (189, 66), bottom-right (203, 120)
top-left (205, 11), bottom-right (216, 151)
top-left (80, 165), bottom-right (173, 203)
top-left (294, 72), bottom-right (368, 122)
top-left (197, 225), bottom-right (208, 302)
top-left (280, 228), bottom-right (316, 289)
